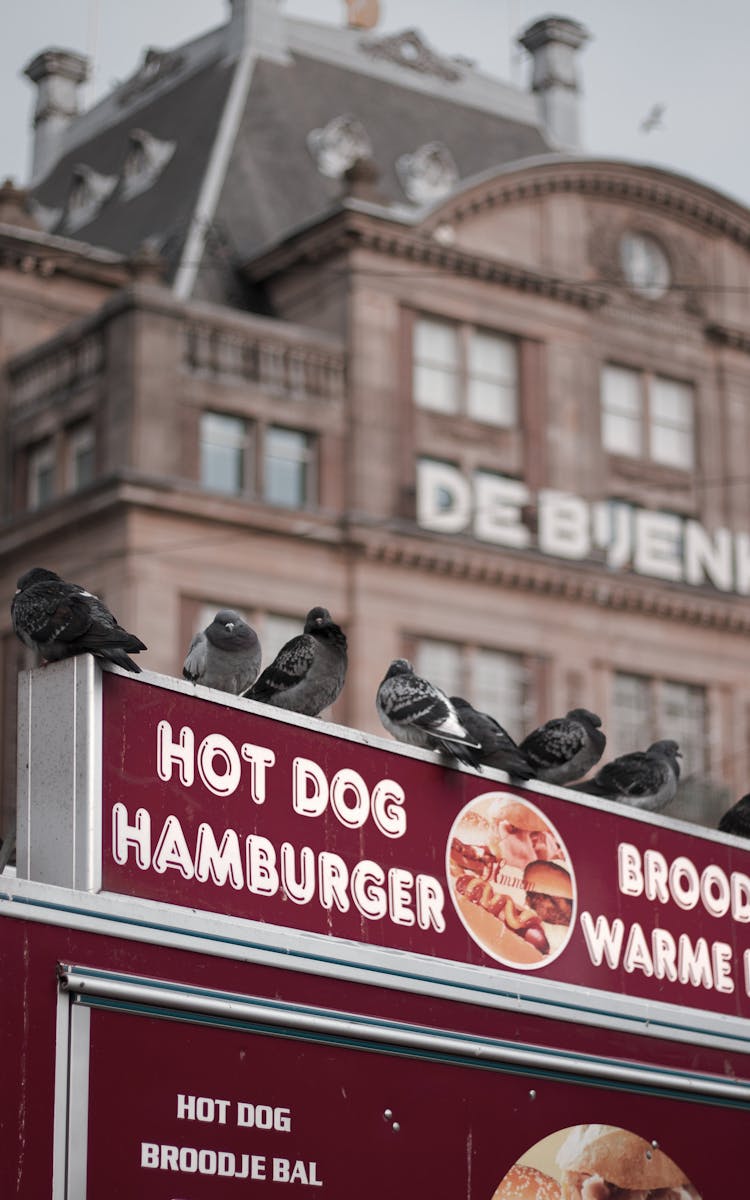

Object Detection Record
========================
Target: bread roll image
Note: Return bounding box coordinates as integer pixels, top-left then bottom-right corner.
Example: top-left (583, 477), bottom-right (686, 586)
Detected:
top-left (492, 1163), bottom-right (562, 1200)
top-left (556, 1124), bottom-right (700, 1199)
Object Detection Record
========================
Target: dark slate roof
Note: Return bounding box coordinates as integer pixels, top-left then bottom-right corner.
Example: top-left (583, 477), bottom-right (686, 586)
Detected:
top-left (26, 15), bottom-right (552, 295)
top-left (30, 46), bottom-right (234, 276)
top-left (217, 49), bottom-right (549, 245)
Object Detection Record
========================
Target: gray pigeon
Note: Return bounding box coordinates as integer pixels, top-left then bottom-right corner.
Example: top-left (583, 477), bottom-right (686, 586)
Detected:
top-left (183, 609), bottom-right (261, 695)
top-left (576, 739), bottom-right (682, 811)
top-left (244, 606), bottom-right (347, 717)
top-left (718, 795), bottom-right (750, 839)
top-left (450, 697), bottom-right (535, 780)
top-left (376, 660), bottom-right (481, 768)
top-left (519, 708), bottom-right (606, 785)
top-left (11, 566), bottom-right (146, 672)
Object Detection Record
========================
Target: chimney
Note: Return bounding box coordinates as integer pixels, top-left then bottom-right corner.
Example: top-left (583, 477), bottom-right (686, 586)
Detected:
top-left (24, 48), bottom-right (89, 183)
top-left (227, 0), bottom-right (289, 62)
top-left (518, 16), bottom-right (590, 151)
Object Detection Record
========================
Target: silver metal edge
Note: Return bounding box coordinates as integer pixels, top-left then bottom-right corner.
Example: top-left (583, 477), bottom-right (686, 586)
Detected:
top-left (2, 874), bottom-right (749, 1059)
top-left (66, 1001), bottom-right (91, 1199)
top-left (15, 670), bottom-right (32, 879)
top-left (75, 657), bottom-right (102, 892)
top-left (58, 967), bottom-right (750, 1105)
top-left (52, 984), bottom-right (71, 1200)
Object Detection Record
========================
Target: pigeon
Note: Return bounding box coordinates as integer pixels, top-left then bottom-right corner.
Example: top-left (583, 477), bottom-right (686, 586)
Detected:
top-left (244, 606), bottom-right (347, 717)
top-left (11, 566), bottom-right (146, 673)
top-left (718, 795), bottom-right (750, 840)
top-left (376, 660), bottom-right (481, 769)
top-left (183, 609), bottom-right (261, 695)
top-left (575, 739), bottom-right (682, 811)
top-left (450, 697), bottom-right (535, 780)
top-left (519, 708), bottom-right (606, 785)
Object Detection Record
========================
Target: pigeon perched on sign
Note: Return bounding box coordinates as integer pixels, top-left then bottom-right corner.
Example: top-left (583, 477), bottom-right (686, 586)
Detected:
top-left (376, 660), bottom-right (481, 769)
top-left (11, 567), bottom-right (146, 673)
top-left (450, 697), bottom-right (534, 780)
top-left (718, 795), bottom-right (750, 839)
top-left (183, 610), bottom-right (261, 695)
top-left (244, 606), bottom-right (347, 717)
top-left (519, 708), bottom-right (606, 785)
top-left (575, 740), bottom-right (682, 811)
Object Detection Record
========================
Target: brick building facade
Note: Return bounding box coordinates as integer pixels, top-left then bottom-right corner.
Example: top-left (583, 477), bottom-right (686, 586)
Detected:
top-left (2, 2), bottom-right (750, 842)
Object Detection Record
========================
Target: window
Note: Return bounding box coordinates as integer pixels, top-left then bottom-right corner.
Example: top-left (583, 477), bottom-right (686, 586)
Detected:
top-left (66, 422), bottom-right (95, 491)
top-left (261, 613), bottom-right (305, 664)
top-left (27, 440), bottom-right (56, 510)
top-left (413, 316), bottom-right (518, 427)
top-left (200, 413), bottom-right (252, 495)
top-left (601, 365), bottom-right (694, 469)
top-left (414, 638), bottom-right (530, 740)
top-left (612, 672), bottom-right (706, 776)
top-left (264, 427), bottom-right (315, 509)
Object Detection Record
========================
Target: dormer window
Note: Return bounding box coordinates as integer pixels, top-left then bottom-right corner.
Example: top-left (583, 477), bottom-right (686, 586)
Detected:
top-left (65, 165), bottom-right (117, 231)
top-left (121, 129), bottom-right (176, 201)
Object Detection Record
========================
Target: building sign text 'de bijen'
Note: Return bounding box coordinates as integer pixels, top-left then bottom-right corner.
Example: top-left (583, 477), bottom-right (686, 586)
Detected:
top-left (102, 674), bottom-right (750, 1020)
top-left (417, 458), bottom-right (750, 594)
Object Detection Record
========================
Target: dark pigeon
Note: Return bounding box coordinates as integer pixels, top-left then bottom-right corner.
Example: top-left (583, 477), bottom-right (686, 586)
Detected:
top-left (718, 795), bottom-right (750, 839)
top-left (244, 606), bottom-right (346, 717)
top-left (450, 696), bottom-right (535, 780)
top-left (576, 739), bottom-right (682, 811)
top-left (519, 708), bottom-right (606, 785)
top-left (183, 609), bottom-right (261, 695)
top-left (11, 567), bottom-right (146, 673)
top-left (376, 660), bottom-right (481, 769)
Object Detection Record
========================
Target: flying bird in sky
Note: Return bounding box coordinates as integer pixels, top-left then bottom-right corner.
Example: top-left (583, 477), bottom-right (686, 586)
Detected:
top-left (376, 659), bottom-right (481, 768)
top-left (718, 794), bottom-right (750, 839)
top-left (450, 696), bottom-right (534, 780)
top-left (575, 739), bottom-right (682, 811)
top-left (640, 102), bottom-right (666, 133)
top-left (519, 708), bottom-right (606, 786)
top-left (11, 566), bottom-right (146, 672)
top-left (183, 609), bottom-right (261, 695)
top-left (244, 606), bottom-right (347, 717)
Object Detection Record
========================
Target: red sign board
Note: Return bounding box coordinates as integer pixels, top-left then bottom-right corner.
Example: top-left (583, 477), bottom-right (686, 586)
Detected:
top-left (101, 673), bottom-right (750, 1021)
top-left (80, 997), bottom-right (732, 1197)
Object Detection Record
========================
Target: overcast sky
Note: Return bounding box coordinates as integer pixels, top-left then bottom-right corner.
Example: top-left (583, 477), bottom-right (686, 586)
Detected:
top-left (3, 1), bottom-right (749, 207)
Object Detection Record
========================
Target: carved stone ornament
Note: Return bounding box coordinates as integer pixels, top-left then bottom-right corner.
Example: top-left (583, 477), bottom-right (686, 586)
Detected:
top-left (118, 48), bottom-right (185, 106)
top-left (64, 165), bottom-right (117, 231)
top-left (121, 129), bottom-right (176, 201)
top-left (396, 142), bottom-right (459, 205)
top-left (587, 215), bottom-right (705, 315)
top-left (307, 115), bottom-right (373, 179)
top-left (360, 29), bottom-right (462, 82)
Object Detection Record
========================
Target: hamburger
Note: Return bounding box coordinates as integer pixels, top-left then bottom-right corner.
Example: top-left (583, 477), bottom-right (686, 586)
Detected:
top-left (450, 810), bottom-right (497, 876)
top-left (523, 860), bottom-right (574, 926)
top-left (493, 1164), bottom-right (561, 1200)
top-left (556, 1125), bottom-right (701, 1200)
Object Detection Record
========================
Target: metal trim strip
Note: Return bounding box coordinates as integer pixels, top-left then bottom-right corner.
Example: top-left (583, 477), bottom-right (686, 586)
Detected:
top-left (59, 968), bottom-right (750, 1105)
top-left (66, 1002), bottom-right (91, 1199)
top-left (4, 881), bottom-right (750, 1058)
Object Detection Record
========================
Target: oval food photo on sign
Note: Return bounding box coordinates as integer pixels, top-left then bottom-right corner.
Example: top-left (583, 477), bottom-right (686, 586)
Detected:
top-left (447, 792), bottom-right (576, 969)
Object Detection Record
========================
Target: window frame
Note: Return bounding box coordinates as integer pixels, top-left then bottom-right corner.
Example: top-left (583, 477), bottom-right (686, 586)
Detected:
top-left (199, 411), bottom-right (254, 497)
top-left (600, 363), bottom-right (695, 470)
top-left (611, 670), bottom-right (707, 777)
top-left (410, 635), bottom-right (533, 741)
top-left (27, 439), bottom-right (56, 510)
top-left (412, 314), bottom-right (520, 429)
top-left (262, 425), bottom-right (317, 510)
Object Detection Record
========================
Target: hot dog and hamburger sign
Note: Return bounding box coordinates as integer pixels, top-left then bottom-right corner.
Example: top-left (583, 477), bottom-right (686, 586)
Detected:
top-left (103, 671), bottom-right (750, 1021)
top-left (8, 663), bottom-right (748, 1195)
